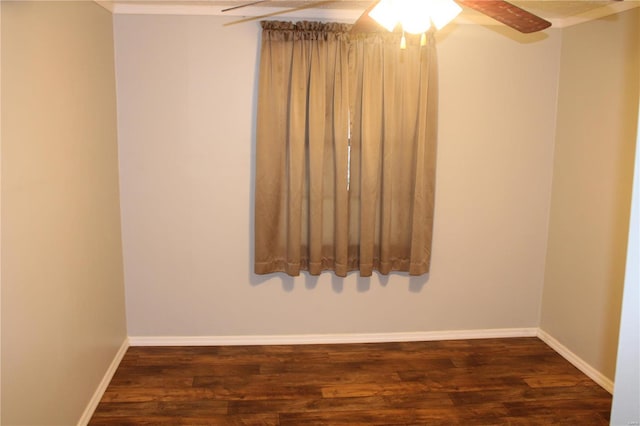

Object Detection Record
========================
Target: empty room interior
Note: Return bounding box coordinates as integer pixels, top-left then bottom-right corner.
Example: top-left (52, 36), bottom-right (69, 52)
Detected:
top-left (1, 0), bottom-right (639, 424)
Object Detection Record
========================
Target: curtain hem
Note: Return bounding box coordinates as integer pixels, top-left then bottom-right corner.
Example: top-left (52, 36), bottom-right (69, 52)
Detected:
top-left (255, 259), bottom-right (430, 278)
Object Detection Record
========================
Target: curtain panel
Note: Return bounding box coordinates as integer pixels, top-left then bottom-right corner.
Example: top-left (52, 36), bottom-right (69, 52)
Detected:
top-left (255, 21), bottom-right (438, 277)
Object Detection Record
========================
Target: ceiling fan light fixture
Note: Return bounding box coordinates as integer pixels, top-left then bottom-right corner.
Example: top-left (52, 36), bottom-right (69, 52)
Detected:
top-left (368, 0), bottom-right (462, 34)
top-left (368, 0), bottom-right (400, 32)
top-left (399, 1), bottom-right (432, 34)
top-left (430, 0), bottom-right (462, 30)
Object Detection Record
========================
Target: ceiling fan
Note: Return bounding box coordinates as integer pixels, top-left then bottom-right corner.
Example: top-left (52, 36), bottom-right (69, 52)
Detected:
top-left (223, 0), bottom-right (554, 34)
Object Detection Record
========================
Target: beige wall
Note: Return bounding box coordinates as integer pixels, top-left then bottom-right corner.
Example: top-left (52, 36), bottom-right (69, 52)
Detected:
top-left (1, 2), bottom-right (127, 425)
top-left (540, 8), bottom-right (640, 381)
top-left (114, 15), bottom-right (560, 337)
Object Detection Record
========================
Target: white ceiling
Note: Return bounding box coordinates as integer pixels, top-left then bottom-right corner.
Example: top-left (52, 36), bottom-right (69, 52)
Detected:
top-left (96, 0), bottom-right (639, 29)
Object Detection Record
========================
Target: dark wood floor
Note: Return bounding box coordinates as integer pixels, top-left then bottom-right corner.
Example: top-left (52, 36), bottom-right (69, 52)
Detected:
top-left (90, 337), bottom-right (612, 425)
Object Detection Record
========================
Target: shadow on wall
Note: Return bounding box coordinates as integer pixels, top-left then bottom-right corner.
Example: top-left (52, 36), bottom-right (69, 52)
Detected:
top-left (249, 270), bottom-right (429, 294)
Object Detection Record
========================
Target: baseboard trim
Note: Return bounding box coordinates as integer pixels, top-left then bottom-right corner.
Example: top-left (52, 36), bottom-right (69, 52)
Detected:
top-left (77, 338), bottom-right (130, 426)
top-left (537, 329), bottom-right (614, 394)
top-left (128, 328), bottom-right (538, 347)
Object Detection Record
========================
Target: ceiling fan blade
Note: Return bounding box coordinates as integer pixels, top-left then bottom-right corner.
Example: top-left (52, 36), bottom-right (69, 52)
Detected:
top-left (350, 0), bottom-right (382, 33)
top-left (456, 0), bottom-right (551, 33)
top-left (221, 1), bottom-right (269, 13)
top-left (223, 1), bottom-right (337, 26)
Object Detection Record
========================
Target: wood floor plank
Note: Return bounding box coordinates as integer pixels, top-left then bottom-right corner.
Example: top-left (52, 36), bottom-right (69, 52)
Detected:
top-left (90, 337), bottom-right (612, 424)
top-left (278, 407), bottom-right (465, 425)
top-left (228, 392), bottom-right (455, 415)
top-left (90, 413), bottom-right (279, 426)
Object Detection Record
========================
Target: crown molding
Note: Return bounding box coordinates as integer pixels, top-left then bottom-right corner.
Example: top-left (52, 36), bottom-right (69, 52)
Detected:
top-left (95, 0), bottom-right (115, 13)
top-left (549, 1), bottom-right (639, 29)
top-left (94, 1), bottom-right (362, 21)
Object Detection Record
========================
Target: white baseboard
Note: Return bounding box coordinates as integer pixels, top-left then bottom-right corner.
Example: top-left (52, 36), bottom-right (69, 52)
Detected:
top-left (128, 327), bottom-right (538, 347)
top-left (77, 338), bottom-right (130, 426)
top-left (537, 328), bottom-right (614, 394)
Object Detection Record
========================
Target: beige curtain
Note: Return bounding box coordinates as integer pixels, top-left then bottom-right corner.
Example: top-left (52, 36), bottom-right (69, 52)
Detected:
top-left (255, 21), bottom-right (438, 277)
